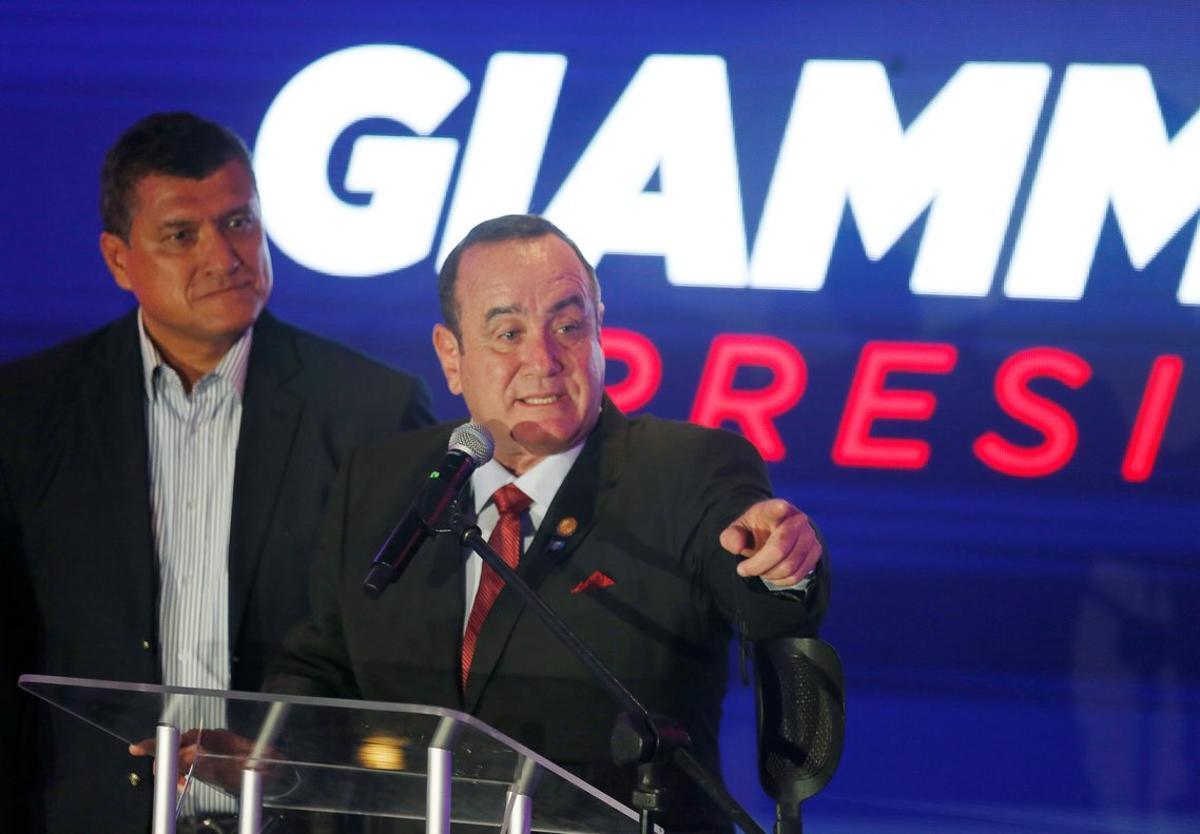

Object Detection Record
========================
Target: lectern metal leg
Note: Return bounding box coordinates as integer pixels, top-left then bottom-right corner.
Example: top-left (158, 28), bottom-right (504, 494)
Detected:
top-left (240, 699), bottom-right (288, 833)
top-left (240, 767), bottom-right (264, 834)
top-left (506, 790), bottom-right (532, 834)
top-left (506, 756), bottom-right (539, 834)
top-left (427, 747), bottom-right (452, 834)
top-left (152, 723), bottom-right (179, 834)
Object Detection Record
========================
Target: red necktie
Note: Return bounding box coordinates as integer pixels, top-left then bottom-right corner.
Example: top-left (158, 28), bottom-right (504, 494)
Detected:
top-left (461, 484), bottom-right (532, 689)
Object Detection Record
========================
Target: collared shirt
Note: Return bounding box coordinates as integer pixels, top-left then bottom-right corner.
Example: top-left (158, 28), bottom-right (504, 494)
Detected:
top-left (462, 444), bottom-right (585, 631)
top-left (138, 311), bottom-right (251, 816)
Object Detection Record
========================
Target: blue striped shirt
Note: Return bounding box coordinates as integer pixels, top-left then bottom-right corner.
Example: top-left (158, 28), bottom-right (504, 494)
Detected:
top-left (138, 312), bottom-right (251, 816)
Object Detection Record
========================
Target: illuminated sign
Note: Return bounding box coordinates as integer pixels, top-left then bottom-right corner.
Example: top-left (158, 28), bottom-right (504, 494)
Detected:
top-left (256, 45), bottom-right (1200, 303)
top-left (602, 328), bottom-right (1183, 480)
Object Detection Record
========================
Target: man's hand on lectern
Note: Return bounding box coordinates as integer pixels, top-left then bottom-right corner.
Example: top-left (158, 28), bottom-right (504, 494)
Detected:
top-left (130, 728), bottom-right (264, 794)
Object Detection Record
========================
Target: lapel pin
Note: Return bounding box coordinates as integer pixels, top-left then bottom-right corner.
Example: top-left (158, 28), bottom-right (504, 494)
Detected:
top-left (547, 516), bottom-right (578, 553)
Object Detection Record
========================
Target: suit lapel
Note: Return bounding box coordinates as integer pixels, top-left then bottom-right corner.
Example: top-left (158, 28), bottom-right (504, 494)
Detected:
top-left (463, 403), bottom-right (629, 710)
top-left (423, 518), bottom-right (470, 702)
top-left (227, 313), bottom-right (304, 654)
top-left (85, 313), bottom-right (160, 662)
top-left (386, 428), bottom-right (469, 705)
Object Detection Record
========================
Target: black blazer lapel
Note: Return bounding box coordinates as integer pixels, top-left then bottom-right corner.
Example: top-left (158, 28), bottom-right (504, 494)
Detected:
top-left (227, 313), bottom-right (304, 656)
top-left (85, 313), bottom-right (159, 657)
top-left (364, 426), bottom-right (467, 707)
top-left (423, 523), bottom-right (469, 703)
top-left (462, 403), bottom-right (629, 710)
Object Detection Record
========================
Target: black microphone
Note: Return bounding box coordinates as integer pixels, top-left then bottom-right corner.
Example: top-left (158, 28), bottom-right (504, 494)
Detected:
top-left (362, 422), bottom-right (494, 598)
top-left (755, 637), bottom-right (845, 834)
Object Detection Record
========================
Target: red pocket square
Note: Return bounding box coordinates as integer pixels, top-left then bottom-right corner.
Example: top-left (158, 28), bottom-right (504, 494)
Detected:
top-left (570, 571), bottom-right (616, 594)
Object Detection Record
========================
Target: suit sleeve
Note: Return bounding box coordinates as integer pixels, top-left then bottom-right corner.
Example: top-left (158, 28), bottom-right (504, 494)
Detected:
top-left (398, 375), bottom-right (436, 433)
top-left (263, 448), bottom-right (361, 698)
top-left (0, 450), bottom-right (35, 832)
top-left (683, 428), bottom-right (830, 641)
top-left (265, 365), bottom-right (432, 698)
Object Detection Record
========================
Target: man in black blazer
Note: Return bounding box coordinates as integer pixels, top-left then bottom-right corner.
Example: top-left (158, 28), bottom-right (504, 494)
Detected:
top-left (0, 113), bottom-right (433, 833)
top-left (266, 215), bottom-right (827, 832)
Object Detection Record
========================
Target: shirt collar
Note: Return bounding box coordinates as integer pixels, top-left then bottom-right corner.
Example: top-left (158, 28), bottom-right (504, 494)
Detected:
top-left (472, 441), bottom-right (586, 516)
top-left (137, 309), bottom-right (253, 400)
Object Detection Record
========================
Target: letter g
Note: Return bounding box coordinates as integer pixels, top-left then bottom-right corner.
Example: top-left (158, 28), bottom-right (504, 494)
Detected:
top-left (255, 45), bottom-right (469, 276)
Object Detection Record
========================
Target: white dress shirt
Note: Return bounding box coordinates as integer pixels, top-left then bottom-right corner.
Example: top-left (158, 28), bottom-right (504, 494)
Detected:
top-left (462, 444), bottom-right (584, 631)
top-left (138, 311), bottom-right (249, 816)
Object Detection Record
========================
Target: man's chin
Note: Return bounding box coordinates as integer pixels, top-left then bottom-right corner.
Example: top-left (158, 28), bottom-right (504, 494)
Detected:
top-left (509, 420), bottom-right (585, 457)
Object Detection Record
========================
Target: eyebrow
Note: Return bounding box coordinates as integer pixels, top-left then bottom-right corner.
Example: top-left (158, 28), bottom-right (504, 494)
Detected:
top-left (156, 203), bottom-right (255, 231)
top-left (159, 219), bottom-right (199, 231)
top-left (482, 293), bottom-right (588, 323)
top-left (550, 294), bottom-right (587, 315)
top-left (220, 203), bottom-right (255, 219)
top-left (484, 303), bottom-right (524, 323)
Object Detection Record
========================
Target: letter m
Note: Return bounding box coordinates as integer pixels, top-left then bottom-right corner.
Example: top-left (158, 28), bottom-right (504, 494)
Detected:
top-left (750, 60), bottom-right (1050, 296)
top-left (1005, 65), bottom-right (1200, 305)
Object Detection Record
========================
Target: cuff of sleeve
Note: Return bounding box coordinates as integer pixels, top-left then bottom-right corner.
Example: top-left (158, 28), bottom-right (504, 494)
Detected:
top-left (760, 569), bottom-right (815, 595)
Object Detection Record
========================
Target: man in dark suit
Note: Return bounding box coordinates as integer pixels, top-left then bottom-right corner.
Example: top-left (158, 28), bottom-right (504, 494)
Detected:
top-left (0, 112), bottom-right (434, 833)
top-left (265, 214), bottom-right (828, 832)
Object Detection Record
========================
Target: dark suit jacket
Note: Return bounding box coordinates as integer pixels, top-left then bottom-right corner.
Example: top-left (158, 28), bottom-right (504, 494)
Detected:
top-left (266, 402), bottom-right (829, 832)
top-left (0, 309), bottom-right (434, 833)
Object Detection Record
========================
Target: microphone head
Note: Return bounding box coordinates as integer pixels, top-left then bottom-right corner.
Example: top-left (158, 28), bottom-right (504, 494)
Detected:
top-left (755, 637), bottom-right (845, 809)
top-left (448, 422), bottom-right (495, 466)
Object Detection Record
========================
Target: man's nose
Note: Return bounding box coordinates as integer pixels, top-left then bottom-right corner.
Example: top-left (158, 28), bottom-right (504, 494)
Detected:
top-left (522, 331), bottom-right (563, 374)
top-left (201, 227), bottom-right (243, 275)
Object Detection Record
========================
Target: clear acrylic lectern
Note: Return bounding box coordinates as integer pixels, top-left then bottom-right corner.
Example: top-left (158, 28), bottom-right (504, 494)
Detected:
top-left (19, 674), bottom-right (653, 834)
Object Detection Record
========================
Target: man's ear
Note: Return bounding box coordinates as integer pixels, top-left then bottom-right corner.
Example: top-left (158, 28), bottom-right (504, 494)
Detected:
top-left (432, 323), bottom-right (463, 396)
top-left (99, 232), bottom-right (133, 292)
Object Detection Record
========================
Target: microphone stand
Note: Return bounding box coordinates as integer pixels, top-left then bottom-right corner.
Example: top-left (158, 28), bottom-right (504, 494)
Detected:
top-left (446, 517), bottom-right (766, 834)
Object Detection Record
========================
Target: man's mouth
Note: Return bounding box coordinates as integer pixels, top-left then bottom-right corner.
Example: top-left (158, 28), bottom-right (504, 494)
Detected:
top-left (518, 394), bottom-right (564, 406)
top-left (199, 280), bottom-right (255, 299)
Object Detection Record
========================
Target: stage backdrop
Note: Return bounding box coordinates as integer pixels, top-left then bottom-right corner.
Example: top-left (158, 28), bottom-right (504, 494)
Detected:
top-left (3, 2), bottom-right (1197, 831)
